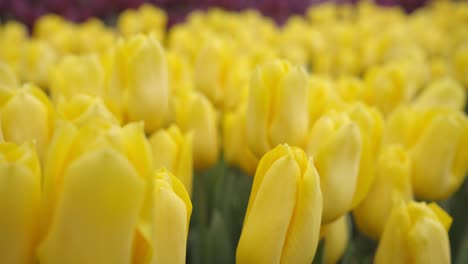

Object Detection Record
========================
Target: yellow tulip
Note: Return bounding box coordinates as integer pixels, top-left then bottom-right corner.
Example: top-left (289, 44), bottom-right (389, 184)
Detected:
top-left (149, 125), bottom-right (193, 195)
top-left (385, 106), bottom-right (468, 200)
top-left (246, 60), bottom-right (309, 157)
top-left (363, 62), bottom-right (414, 116)
top-left (0, 142), bottom-right (41, 264)
top-left (321, 215), bottom-right (349, 264)
top-left (56, 95), bottom-right (119, 128)
top-left (412, 78), bottom-right (466, 111)
top-left (307, 75), bottom-right (340, 126)
top-left (174, 91), bottom-right (219, 170)
top-left (336, 76), bottom-right (366, 103)
top-left (0, 83), bottom-right (55, 160)
top-left (375, 201), bottom-right (452, 264)
top-left (305, 110), bottom-right (362, 223)
top-left (167, 51), bottom-right (194, 98)
top-left (118, 4), bottom-right (167, 41)
top-left (223, 105), bottom-right (259, 176)
top-left (345, 103), bottom-right (383, 208)
top-left (39, 121), bottom-right (154, 264)
top-left (0, 22), bottom-right (28, 71)
top-left (353, 145), bottom-right (413, 240)
top-left (194, 38), bottom-right (235, 109)
top-left (49, 54), bottom-right (105, 102)
top-left (237, 144), bottom-right (322, 264)
top-left (106, 34), bottom-right (169, 133)
top-left (18, 40), bottom-right (57, 88)
top-left (151, 169), bottom-right (192, 264)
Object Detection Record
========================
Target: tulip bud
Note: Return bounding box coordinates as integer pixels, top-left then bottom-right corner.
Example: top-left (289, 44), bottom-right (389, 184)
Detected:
top-left (410, 109), bottom-right (468, 200)
top-left (39, 121), bottom-right (154, 264)
top-left (307, 75), bottom-right (340, 126)
top-left (174, 91), bottom-right (219, 170)
top-left (151, 169), bottom-right (192, 264)
top-left (246, 60), bottom-right (309, 157)
top-left (106, 34), bottom-right (169, 133)
top-left (194, 38), bottom-right (235, 109)
top-left (118, 4), bottom-right (167, 41)
top-left (305, 110), bottom-right (362, 223)
top-left (375, 201), bottom-right (452, 264)
top-left (237, 144), bottom-right (323, 264)
top-left (0, 84), bottom-right (55, 160)
top-left (167, 51), bottom-right (194, 98)
top-left (223, 105), bottom-right (259, 176)
top-left (0, 142), bottom-right (41, 264)
top-left (336, 76), bottom-right (366, 103)
top-left (49, 55), bottom-right (105, 103)
top-left (56, 95), bottom-right (119, 128)
top-left (354, 145), bottom-right (413, 240)
top-left (412, 78), bottom-right (466, 111)
top-left (364, 62), bottom-right (415, 116)
top-left (321, 215), bottom-right (349, 264)
top-left (149, 125), bottom-right (193, 195)
top-left (18, 40), bottom-right (57, 88)
top-left (345, 103), bottom-right (384, 208)
top-left (385, 106), bottom-right (468, 200)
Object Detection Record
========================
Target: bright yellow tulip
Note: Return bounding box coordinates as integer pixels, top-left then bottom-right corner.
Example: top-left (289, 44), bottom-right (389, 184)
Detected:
top-left (246, 60), bottom-right (309, 157)
top-left (18, 40), bottom-right (57, 88)
top-left (353, 145), bottom-right (413, 240)
top-left (321, 215), bottom-right (349, 264)
top-left (106, 34), bottom-right (169, 133)
top-left (149, 125), bottom-right (193, 195)
top-left (174, 91), bottom-right (219, 170)
top-left (412, 78), bottom-right (466, 111)
top-left (305, 110), bottom-right (362, 223)
top-left (49, 54), bottom-right (105, 102)
top-left (237, 144), bottom-right (322, 264)
top-left (0, 83), bottom-right (55, 160)
top-left (375, 202), bottom-right (452, 264)
top-left (223, 104), bottom-right (259, 176)
top-left (39, 121), bottom-right (153, 264)
top-left (0, 142), bottom-right (41, 264)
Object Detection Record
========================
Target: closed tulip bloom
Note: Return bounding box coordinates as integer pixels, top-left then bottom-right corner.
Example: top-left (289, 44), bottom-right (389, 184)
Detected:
top-left (106, 34), bottom-right (169, 133)
top-left (0, 142), bottom-right (41, 264)
top-left (151, 169), bottom-right (192, 264)
top-left (174, 91), bottom-right (219, 170)
top-left (118, 4), bottom-right (167, 41)
top-left (223, 105), bottom-right (259, 176)
top-left (56, 95), bottom-right (119, 128)
top-left (321, 215), bottom-right (349, 264)
top-left (246, 60), bottom-right (309, 157)
top-left (305, 110), bottom-right (362, 223)
top-left (375, 202), bottom-right (452, 264)
top-left (18, 40), bottom-right (57, 88)
top-left (354, 145), bottom-right (413, 240)
top-left (385, 106), bottom-right (468, 200)
top-left (345, 103), bottom-right (383, 208)
top-left (412, 78), bottom-right (466, 111)
top-left (237, 144), bottom-right (322, 264)
top-left (307, 75), bottom-right (340, 126)
top-left (0, 84), bottom-right (55, 160)
top-left (49, 55), bottom-right (105, 103)
top-left (194, 38), bottom-right (235, 109)
top-left (149, 125), bottom-right (193, 195)
top-left (410, 109), bottom-right (468, 200)
top-left (363, 62), bottom-right (414, 116)
top-left (39, 121), bottom-right (153, 264)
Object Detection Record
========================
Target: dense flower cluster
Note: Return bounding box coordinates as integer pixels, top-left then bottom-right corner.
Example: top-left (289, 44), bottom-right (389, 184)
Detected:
top-left (0, 1), bottom-right (467, 263)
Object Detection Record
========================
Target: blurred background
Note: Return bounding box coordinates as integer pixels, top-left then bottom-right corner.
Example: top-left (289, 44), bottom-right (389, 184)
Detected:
top-left (0, 0), bottom-right (429, 28)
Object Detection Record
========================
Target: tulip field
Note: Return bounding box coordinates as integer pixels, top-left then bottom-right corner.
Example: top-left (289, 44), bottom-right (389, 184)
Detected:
top-left (0, 1), bottom-right (468, 263)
